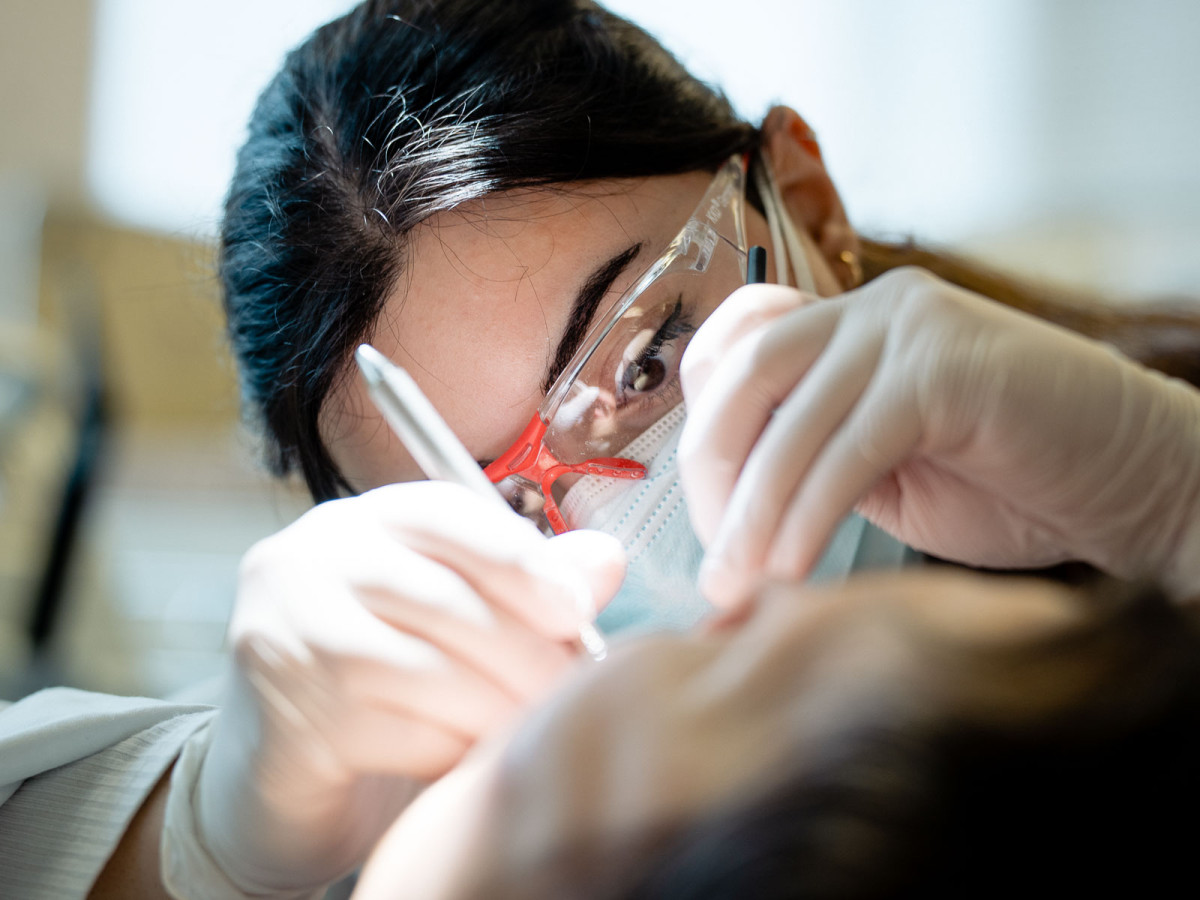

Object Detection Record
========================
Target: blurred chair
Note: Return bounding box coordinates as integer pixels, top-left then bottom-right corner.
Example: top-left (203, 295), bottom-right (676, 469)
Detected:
top-left (26, 301), bottom-right (107, 652)
top-left (0, 172), bottom-right (108, 697)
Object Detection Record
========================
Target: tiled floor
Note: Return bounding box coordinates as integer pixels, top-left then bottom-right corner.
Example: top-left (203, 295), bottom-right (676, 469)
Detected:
top-left (2, 423), bottom-right (310, 701)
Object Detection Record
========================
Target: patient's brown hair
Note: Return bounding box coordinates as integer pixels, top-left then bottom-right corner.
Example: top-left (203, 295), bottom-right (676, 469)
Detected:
top-left (624, 578), bottom-right (1200, 897)
top-left (864, 238), bottom-right (1200, 388)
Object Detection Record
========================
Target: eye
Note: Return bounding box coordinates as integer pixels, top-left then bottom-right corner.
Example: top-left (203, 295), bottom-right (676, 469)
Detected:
top-left (625, 354), bottom-right (668, 394)
top-left (494, 475), bottom-right (542, 517)
top-left (616, 297), bottom-right (692, 402)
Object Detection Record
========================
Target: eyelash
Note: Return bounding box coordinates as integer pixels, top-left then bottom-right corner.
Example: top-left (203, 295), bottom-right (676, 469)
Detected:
top-left (617, 295), bottom-right (694, 405)
top-left (639, 297), bottom-right (689, 362)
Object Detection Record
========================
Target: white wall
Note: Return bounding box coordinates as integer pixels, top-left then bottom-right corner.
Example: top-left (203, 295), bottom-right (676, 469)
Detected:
top-left (0, 0), bottom-right (94, 212)
top-left (87, 0), bottom-right (359, 236)
top-left (55, 0), bottom-right (1200, 295)
top-left (604, 0), bottom-right (1200, 296)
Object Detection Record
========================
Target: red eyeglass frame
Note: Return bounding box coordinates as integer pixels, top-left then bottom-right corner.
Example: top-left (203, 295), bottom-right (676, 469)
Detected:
top-left (483, 416), bottom-right (645, 534)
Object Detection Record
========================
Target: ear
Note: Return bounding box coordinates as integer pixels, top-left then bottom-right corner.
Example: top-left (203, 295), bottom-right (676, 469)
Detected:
top-left (761, 106), bottom-right (862, 289)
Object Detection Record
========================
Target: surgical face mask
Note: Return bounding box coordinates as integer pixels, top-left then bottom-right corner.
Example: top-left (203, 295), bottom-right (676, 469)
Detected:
top-left (559, 162), bottom-right (909, 634)
top-left (559, 403), bottom-right (706, 633)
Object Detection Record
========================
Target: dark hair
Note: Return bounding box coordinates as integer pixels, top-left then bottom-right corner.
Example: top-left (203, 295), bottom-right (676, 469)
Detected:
top-left (220, 0), bottom-right (757, 501)
top-left (624, 579), bottom-right (1200, 897)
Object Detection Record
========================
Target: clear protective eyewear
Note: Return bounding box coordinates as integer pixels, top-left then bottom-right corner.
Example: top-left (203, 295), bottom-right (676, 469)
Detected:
top-left (484, 154), bottom-right (751, 533)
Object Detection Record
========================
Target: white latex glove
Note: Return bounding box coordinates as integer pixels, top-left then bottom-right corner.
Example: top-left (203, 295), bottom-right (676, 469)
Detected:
top-left (162, 481), bottom-right (625, 898)
top-left (680, 267), bottom-right (1200, 606)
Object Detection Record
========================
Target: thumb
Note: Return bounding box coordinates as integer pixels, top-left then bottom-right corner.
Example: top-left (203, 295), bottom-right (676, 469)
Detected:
top-left (543, 530), bottom-right (628, 615)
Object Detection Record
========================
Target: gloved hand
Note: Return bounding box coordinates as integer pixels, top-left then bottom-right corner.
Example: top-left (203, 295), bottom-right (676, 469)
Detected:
top-left (161, 482), bottom-right (625, 898)
top-left (679, 266), bottom-right (1200, 606)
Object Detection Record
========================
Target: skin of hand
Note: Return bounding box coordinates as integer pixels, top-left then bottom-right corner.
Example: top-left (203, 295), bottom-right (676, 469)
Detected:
top-left (679, 266), bottom-right (1200, 607)
top-left (187, 481), bottom-right (625, 894)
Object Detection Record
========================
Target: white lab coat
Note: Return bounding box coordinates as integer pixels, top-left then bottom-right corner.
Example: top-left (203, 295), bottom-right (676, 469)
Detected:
top-left (0, 688), bottom-right (215, 898)
top-left (0, 687), bottom-right (360, 899)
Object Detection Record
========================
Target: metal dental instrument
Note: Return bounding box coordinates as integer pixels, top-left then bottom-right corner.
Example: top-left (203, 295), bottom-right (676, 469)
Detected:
top-left (355, 343), bottom-right (608, 661)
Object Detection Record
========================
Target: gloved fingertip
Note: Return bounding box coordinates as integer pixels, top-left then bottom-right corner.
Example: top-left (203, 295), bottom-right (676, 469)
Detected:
top-left (701, 595), bottom-right (760, 634)
top-left (699, 554), bottom-right (755, 610)
top-left (545, 530), bottom-right (628, 615)
top-left (520, 555), bottom-right (595, 635)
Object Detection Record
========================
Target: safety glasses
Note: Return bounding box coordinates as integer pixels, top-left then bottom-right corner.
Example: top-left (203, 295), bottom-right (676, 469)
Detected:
top-left (484, 154), bottom-right (750, 533)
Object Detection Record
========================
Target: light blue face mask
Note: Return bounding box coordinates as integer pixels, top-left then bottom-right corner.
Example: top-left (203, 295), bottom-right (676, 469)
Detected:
top-left (559, 162), bottom-right (914, 635)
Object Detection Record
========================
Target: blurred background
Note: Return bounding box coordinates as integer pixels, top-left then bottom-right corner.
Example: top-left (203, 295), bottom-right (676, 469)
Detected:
top-left (1, 0), bottom-right (1197, 700)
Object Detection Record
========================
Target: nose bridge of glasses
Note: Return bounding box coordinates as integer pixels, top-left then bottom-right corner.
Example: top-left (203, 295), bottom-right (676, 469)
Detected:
top-left (483, 411), bottom-right (646, 534)
top-left (484, 411), bottom-right (648, 484)
top-left (483, 414), bottom-right (554, 483)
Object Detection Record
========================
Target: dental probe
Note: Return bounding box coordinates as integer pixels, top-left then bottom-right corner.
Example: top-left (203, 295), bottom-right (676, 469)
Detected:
top-left (355, 343), bottom-right (609, 661)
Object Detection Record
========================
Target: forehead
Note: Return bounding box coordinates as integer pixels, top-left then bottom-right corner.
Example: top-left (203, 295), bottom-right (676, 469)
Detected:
top-left (324, 170), bottom-right (712, 489)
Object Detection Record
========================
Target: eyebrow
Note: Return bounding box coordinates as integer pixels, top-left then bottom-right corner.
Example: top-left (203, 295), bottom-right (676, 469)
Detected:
top-left (542, 242), bottom-right (643, 394)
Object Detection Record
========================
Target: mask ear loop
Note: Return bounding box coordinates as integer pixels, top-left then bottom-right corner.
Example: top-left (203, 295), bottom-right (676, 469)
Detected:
top-left (754, 160), bottom-right (818, 293)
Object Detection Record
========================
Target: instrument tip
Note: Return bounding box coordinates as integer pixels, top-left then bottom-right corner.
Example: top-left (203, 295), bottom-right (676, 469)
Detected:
top-left (355, 343), bottom-right (386, 386)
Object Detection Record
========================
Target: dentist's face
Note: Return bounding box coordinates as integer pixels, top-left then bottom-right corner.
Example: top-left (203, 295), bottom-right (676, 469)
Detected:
top-left (352, 569), bottom-right (1086, 899)
top-left (319, 173), bottom-right (838, 492)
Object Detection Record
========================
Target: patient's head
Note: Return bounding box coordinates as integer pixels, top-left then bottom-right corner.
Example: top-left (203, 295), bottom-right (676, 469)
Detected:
top-left (354, 569), bottom-right (1200, 898)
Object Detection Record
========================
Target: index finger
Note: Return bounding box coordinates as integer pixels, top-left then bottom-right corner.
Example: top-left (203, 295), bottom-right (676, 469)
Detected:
top-left (681, 283), bottom-right (816, 402)
top-left (679, 299), bottom-right (842, 547)
top-left (360, 482), bottom-right (592, 640)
